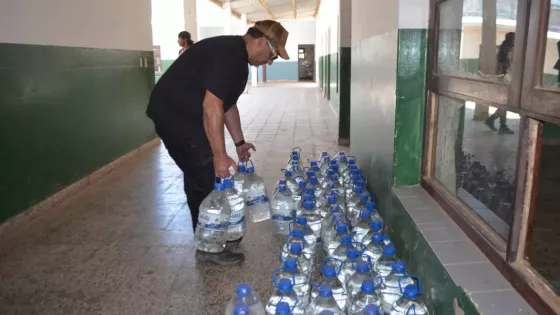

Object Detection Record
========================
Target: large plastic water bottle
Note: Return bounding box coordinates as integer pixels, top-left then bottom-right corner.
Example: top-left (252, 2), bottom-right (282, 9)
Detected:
top-left (374, 244), bottom-right (398, 280)
top-left (330, 234), bottom-right (360, 262)
top-left (296, 200), bottom-right (322, 240)
top-left (274, 302), bottom-right (292, 315)
top-left (272, 259), bottom-right (310, 307)
top-left (347, 279), bottom-right (382, 315)
top-left (225, 178), bottom-right (247, 242)
top-left (363, 304), bottom-right (381, 315)
top-left (318, 152), bottom-right (331, 176)
top-left (306, 284), bottom-right (344, 314)
top-left (346, 184), bottom-right (366, 211)
top-left (282, 169), bottom-right (300, 193)
top-left (293, 217), bottom-right (318, 258)
top-left (292, 180), bottom-right (307, 215)
top-left (310, 258), bottom-right (348, 311)
top-left (266, 278), bottom-right (304, 315)
top-left (272, 184), bottom-right (295, 235)
top-left (361, 221), bottom-right (386, 246)
top-left (389, 279), bottom-right (428, 315)
top-left (224, 283), bottom-right (266, 315)
top-left (351, 209), bottom-right (372, 243)
top-left (243, 160), bottom-right (271, 222)
top-left (234, 162), bottom-right (248, 193)
top-left (286, 148), bottom-right (301, 168)
top-left (346, 261), bottom-right (382, 304)
top-left (288, 155), bottom-right (305, 172)
top-left (321, 205), bottom-right (342, 251)
top-left (195, 178), bottom-right (231, 253)
top-left (379, 262), bottom-right (415, 314)
top-left (363, 233), bottom-right (392, 264)
top-left (325, 220), bottom-right (350, 256)
top-left (344, 171), bottom-right (362, 196)
top-left (338, 248), bottom-right (365, 285)
top-left (348, 196), bottom-right (371, 227)
top-left (280, 242), bottom-right (313, 277)
top-left (281, 228), bottom-right (305, 262)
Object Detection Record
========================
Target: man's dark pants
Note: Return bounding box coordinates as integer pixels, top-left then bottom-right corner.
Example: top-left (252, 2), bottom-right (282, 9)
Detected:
top-left (154, 123), bottom-right (215, 231)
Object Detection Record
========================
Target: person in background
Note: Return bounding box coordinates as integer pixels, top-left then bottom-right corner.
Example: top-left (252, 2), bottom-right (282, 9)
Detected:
top-left (178, 31), bottom-right (194, 55)
top-left (554, 40), bottom-right (559, 85)
top-left (146, 20), bottom-right (290, 265)
top-left (486, 32), bottom-right (515, 134)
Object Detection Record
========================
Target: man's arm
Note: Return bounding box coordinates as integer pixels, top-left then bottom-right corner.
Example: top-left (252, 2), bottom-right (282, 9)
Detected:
top-left (224, 104), bottom-right (244, 143)
top-left (203, 90), bottom-right (236, 177)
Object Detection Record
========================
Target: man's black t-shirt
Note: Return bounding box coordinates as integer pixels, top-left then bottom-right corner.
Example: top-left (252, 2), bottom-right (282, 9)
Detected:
top-left (146, 35), bottom-right (248, 141)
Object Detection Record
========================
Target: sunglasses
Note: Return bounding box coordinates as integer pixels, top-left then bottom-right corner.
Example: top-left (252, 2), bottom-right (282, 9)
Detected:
top-left (265, 37), bottom-right (278, 61)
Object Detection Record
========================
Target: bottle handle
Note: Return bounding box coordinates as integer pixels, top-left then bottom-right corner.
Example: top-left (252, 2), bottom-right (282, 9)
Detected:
top-left (292, 147), bottom-right (302, 153)
top-left (321, 257), bottom-right (344, 276)
top-left (405, 304), bottom-right (417, 315)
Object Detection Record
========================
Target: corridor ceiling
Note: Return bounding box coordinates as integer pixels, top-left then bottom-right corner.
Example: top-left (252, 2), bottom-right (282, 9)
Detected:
top-left (210, 0), bottom-right (320, 22)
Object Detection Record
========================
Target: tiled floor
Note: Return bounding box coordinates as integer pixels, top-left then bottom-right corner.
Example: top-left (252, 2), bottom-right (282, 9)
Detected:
top-left (0, 83), bottom-right (345, 315)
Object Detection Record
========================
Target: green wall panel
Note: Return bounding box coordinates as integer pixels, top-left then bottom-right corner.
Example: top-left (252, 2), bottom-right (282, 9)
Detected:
top-left (339, 47), bottom-right (351, 140)
top-left (162, 59), bottom-right (175, 73)
top-left (394, 29), bottom-right (427, 186)
top-left (0, 43), bottom-right (156, 223)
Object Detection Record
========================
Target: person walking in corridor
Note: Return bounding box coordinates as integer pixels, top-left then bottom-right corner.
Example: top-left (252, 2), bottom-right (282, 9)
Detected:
top-left (178, 31), bottom-right (194, 55)
top-left (485, 32), bottom-right (514, 134)
top-left (146, 20), bottom-right (289, 265)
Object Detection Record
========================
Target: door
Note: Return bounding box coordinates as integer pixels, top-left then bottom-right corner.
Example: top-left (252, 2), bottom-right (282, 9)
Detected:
top-left (298, 44), bottom-right (315, 80)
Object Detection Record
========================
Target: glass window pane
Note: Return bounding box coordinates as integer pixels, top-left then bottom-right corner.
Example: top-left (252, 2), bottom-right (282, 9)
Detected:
top-left (542, 1), bottom-right (560, 88)
top-left (527, 121), bottom-right (560, 294)
top-left (435, 94), bottom-right (520, 240)
top-left (438, 0), bottom-right (519, 82)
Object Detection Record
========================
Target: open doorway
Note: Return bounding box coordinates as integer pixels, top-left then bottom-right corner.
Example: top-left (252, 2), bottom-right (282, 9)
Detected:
top-left (298, 44), bottom-right (315, 81)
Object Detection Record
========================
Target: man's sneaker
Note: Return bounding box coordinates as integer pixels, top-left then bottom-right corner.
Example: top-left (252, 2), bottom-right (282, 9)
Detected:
top-left (195, 250), bottom-right (245, 266)
top-left (499, 126), bottom-right (514, 134)
top-left (485, 118), bottom-right (497, 131)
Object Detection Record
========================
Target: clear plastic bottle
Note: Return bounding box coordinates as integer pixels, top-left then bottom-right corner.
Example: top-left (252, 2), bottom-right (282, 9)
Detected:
top-left (379, 261), bottom-right (415, 314)
top-left (321, 205), bottom-right (342, 251)
top-left (346, 184), bottom-right (365, 211)
top-left (309, 258), bottom-right (348, 311)
top-left (243, 161), bottom-right (271, 222)
top-left (272, 259), bottom-right (310, 307)
top-left (330, 234), bottom-right (357, 261)
top-left (348, 195), bottom-right (371, 227)
top-left (374, 245), bottom-right (398, 280)
top-left (281, 228), bottom-right (306, 263)
top-left (295, 200), bottom-right (322, 240)
top-left (363, 304), bottom-right (381, 315)
top-left (389, 279), bottom-right (428, 315)
top-left (346, 261), bottom-right (382, 304)
top-left (234, 162), bottom-right (248, 193)
top-left (361, 221), bottom-right (386, 246)
top-left (351, 209), bottom-right (372, 243)
top-left (306, 284), bottom-right (344, 315)
top-left (286, 148), bottom-right (301, 168)
top-left (292, 181), bottom-right (307, 216)
top-left (363, 233), bottom-right (392, 264)
top-left (293, 217), bottom-right (317, 259)
top-left (280, 242), bottom-right (313, 278)
top-left (282, 169), bottom-right (300, 193)
top-left (272, 184), bottom-right (295, 235)
top-left (225, 178), bottom-right (247, 242)
top-left (266, 278), bottom-right (304, 315)
top-left (348, 279), bottom-right (382, 315)
top-left (231, 303), bottom-right (249, 315)
top-left (195, 179), bottom-right (231, 253)
top-left (224, 283), bottom-right (266, 315)
top-left (327, 225), bottom-right (351, 257)
top-left (344, 171), bottom-right (362, 196)
top-left (274, 302), bottom-right (292, 315)
top-left (338, 248), bottom-right (364, 285)
top-left (318, 152), bottom-right (331, 176)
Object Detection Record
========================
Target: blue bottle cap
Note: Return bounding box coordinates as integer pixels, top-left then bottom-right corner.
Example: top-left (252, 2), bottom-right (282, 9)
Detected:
top-left (305, 188), bottom-right (315, 195)
top-left (278, 185), bottom-right (287, 192)
top-left (341, 234), bottom-right (352, 245)
top-left (312, 166), bottom-right (320, 172)
top-left (360, 194), bottom-right (370, 203)
top-left (321, 151), bottom-right (329, 157)
top-left (366, 201), bottom-right (376, 210)
top-left (292, 154), bottom-right (300, 160)
top-left (236, 283), bottom-right (252, 297)
top-left (360, 210), bottom-right (372, 220)
top-left (332, 213), bottom-right (343, 222)
top-left (310, 161), bottom-right (318, 167)
top-left (278, 278), bottom-right (293, 293)
top-left (369, 220), bottom-right (384, 231)
top-left (326, 194), bottom-right (336, 204)
top-left (298, 181), bottom-right (307, 188)
top-left (323, 265), bottom-right (337, 278)
top-left (276, 301), bottom-right (291, 314)
top-left (310, 177), bottom-right (319, 185)
top-left (352, 169), bottom-right (361, 175)
top-left (318, 284), bottom-right (332, 298)
top-left (224, 179), bottom-right (234, 189)
top-left (346, 247), bottom-right (360, 260)
top-left (335, 223), bottom-right (348, 234)
top-left (296, 216), bottom-right (307, 225)
top-left (303, 201), bottom-right (314, 210)
top-left (233, 302), bottom-right (250, 315)
top-left (284, 259), bottom-right (297, 271)
top-left (329, 204), bottom-right (340, 212)
top-left (361, 279), bottom-right (375, 294)
top-left (306, 171), bottom-right (315, 178)
top-left (318, 311), bottom-right (334, 315)
top-left (303, 194), bottom-right (314, 202)
top-left (383, 244), bottom-right (396, 257)
top-left (246, 166), bottom-right (255, 173)
top-left (292, 229), bottom-right (304, 238)
top-left (214, 182), bottom-right (225, 191)
top-left (330, 160), bottom-right (338, 166)
top-left (327, 182), bottom-right (335, 189)
top-left (354, 186), bottom-right (363, 194)
top-left (279, 179), bottom-right (287, 185)
top-left (356, 260), bottom-right (370, 273)
top-left (392, 261), bottom-right (407, 274)
top-left (238, 165), bottom-right (247, 172)
top-left (404, 284), bottom-right (419, 299)
top-left (284, 170), bottom-right (292, 177)
top-left (372, 233), bottom-right (384, 244)
top-left (349, 159), bottom-right (356, 165)
top-left (363, 304), bottom-right (380, 315)
top-left (331, 175), bottom-right (339, 181)
top-left (290, 242), bottom-right (302, 254)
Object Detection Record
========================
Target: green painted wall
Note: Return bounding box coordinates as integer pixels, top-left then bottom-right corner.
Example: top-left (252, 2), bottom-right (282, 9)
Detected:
top-left (394, 29), bottom-right (427, 186)
top-left (0, 43), bottom-right (156, 223)
top-left (162, 59), bottom-right (175, 73)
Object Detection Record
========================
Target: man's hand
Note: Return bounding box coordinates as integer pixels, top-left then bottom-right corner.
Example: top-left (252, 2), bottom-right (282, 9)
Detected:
top-left (236, 142), bottom-right (256, 161)
top-left (214, 154), bottom-right (237, 178)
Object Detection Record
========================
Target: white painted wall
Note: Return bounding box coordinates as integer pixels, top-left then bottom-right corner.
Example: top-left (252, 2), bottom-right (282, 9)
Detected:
top-left (152, 0), bottom-right (185, 60)
top-left (315, 0), bottom-right (339, 58)
top-left (398, 0), bottom-right (429, 29)
top-left (0, 0), bottom-right (152, 51)
top-left (277, 20), bottom-right (316, 62)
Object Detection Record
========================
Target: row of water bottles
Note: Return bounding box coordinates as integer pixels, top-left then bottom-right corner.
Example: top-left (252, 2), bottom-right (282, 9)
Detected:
top-left (195, 160), bottom-right (272, 253)
top-left (224, 149), bottom-right (429, 314)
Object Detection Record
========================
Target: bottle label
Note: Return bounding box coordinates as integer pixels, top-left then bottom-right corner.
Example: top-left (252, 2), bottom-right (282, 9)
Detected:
top-left (272, 214), bottom-right (293, 222)
top-left (198, 212), bottom-right (229, 231)
top-left (229, 212), bottom-right (246, 226)
top-left (246, 195), bottom-right (270, 207)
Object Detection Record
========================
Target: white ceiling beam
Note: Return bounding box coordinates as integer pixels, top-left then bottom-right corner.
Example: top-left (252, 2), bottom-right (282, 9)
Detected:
top-left (293, 0), bottom-right (297, 19)
top-left (229, 0), bottom-right (260, 9)
top-left (257, 0), bottom-right (275, 20)
top-left (313, 0), bottom-right (321, 18)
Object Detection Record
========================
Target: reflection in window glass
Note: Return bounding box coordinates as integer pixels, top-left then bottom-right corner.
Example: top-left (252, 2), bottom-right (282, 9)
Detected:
top-left (528, 122), bottom-right (560, 294)
top-left (437, 0), bottom-right (519, 82)
top-left (435, 95), bottom-right (520, 240)
top-left (542, 1), bottom-right (560, 88)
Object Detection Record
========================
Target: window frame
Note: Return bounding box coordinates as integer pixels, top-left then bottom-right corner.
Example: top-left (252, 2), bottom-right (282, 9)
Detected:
top-left (423, 0), bottom-right (560, 313)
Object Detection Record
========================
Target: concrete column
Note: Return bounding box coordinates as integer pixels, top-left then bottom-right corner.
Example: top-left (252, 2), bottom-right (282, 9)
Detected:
top-left (223, 2), bottom-right (232, 35)
top-left (184, 0), bottom-right (198, 41)
top-left (251, 67), bottom-right (258, 86)
top-left (474, 0), bottom-right (497, 121)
